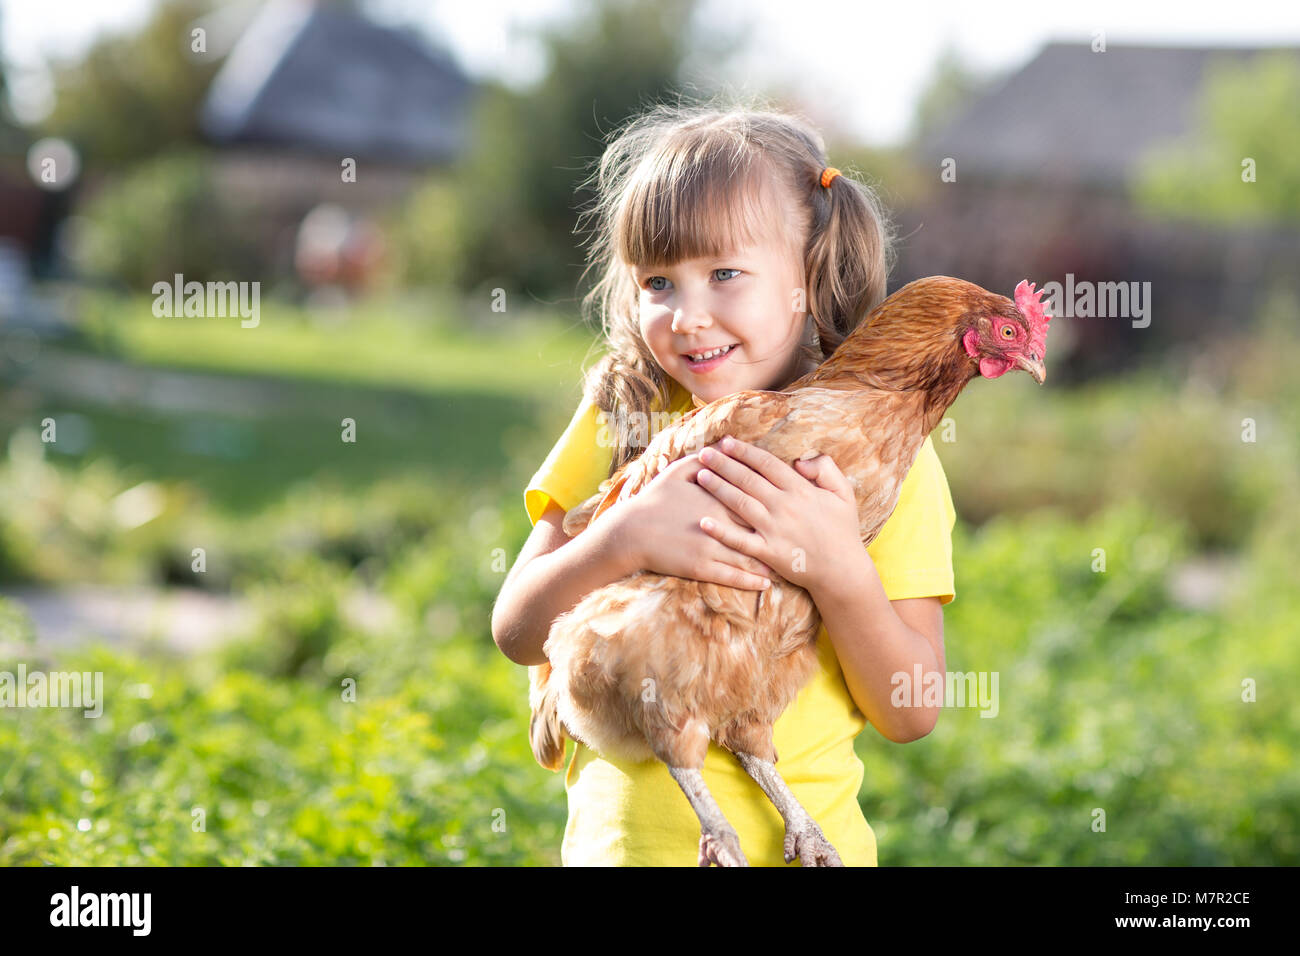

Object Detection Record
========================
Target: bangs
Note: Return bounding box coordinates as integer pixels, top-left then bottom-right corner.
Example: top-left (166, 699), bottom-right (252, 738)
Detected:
top-left (615, 146), bottom-right (784, 268)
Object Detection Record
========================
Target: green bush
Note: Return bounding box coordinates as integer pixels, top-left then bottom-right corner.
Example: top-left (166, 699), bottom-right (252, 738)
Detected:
top-left (384, 175), bottom-right (466, 291)
top-left (3, 489), bottom-right (1296, 866)
top-left (75, 149), bottom-right (265, 289)
top-left (860, 501), bottom-right (1300, 865)
top-left (0, 605), bottom-right (565, 866)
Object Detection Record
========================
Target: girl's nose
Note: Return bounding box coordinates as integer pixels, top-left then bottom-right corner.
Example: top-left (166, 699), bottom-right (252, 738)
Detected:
top-left (671, 294), bottom-right (713, 334)
top-left (671, 313), bottom-right (710, 335)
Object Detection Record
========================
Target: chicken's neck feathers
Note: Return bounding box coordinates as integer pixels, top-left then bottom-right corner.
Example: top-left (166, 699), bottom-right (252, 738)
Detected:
top-left (792, 334), bottom-right (979, 436)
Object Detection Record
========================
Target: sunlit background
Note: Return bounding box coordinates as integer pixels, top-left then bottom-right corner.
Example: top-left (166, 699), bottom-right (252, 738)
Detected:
top-left (0, 0), bottom-right (1297, 865)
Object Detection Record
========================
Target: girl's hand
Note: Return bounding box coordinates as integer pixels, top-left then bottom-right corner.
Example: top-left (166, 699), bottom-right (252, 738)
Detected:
top-left (605, 452), bottom-right (776, 591)
top-left (694, 436), bottom-right (862, 595)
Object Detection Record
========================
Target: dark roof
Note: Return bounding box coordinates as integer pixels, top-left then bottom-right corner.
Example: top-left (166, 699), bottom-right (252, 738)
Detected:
top-left (200, 0), bottom-right (474, 164)
top-left (917, 42), bottom-right (1300, 185)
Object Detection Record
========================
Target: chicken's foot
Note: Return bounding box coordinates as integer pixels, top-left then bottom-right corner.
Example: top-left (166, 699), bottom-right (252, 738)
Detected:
top-left (734, 752), bottom-right (844, 867)
top-left (667, 766), bottom-right (748, 867)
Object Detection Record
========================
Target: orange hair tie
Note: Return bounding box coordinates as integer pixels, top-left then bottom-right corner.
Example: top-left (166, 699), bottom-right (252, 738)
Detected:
top-left (820, 166), bottom-right (841, 188)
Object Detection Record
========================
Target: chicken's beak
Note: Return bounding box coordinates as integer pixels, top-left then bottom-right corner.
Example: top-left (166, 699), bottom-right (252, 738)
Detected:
top-left (1015, 352), bottom-right (1046, 385)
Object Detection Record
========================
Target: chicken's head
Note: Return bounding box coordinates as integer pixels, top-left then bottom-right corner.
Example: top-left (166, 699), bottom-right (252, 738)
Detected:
top-left (961, 280), bottom-right (1052, 384)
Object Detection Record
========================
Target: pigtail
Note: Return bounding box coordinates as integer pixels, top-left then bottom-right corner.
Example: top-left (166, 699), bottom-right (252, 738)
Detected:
top-left (803, 167), bottom-right (896, 364)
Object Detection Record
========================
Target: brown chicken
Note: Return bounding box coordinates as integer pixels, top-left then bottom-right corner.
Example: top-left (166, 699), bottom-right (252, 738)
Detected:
top-left (529, 276), bottom-right (1051, 867)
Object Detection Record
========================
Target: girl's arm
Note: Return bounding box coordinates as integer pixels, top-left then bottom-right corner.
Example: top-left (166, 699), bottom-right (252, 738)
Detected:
top-left (808, 552), bottom-right (946, 743)
top-left (491, 499), bottom-right (640, 666)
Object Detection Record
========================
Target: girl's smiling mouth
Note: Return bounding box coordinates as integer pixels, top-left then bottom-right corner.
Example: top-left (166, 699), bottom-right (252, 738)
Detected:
top-left (683, 343), bottom-right (738, 372)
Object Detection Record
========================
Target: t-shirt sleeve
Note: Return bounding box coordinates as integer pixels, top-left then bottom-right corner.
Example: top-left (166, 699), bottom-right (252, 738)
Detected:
top-left (523, 394), bottom-right (615, 528)
top-left (865, 435), bottom-right (957, 605)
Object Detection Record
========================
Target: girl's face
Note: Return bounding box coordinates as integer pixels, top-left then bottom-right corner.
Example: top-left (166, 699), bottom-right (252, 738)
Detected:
top-left (630, 202), bottom-right (814, 405)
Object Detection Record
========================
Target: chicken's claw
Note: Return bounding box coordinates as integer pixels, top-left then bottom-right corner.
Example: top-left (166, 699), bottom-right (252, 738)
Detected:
top-left (784, 822), bottom-right (844, 867)
top-left (699, 826), bottom-right (749, 867)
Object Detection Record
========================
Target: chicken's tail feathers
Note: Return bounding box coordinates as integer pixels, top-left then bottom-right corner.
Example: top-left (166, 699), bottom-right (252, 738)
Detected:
top-left (528, 662), bottom-right (568, 772)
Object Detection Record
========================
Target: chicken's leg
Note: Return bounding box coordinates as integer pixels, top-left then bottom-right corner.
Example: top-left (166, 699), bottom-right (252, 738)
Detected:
top-left (734, 752), bottom-right (844, 867)
top-left (667, 766), bottom-right (748, 867)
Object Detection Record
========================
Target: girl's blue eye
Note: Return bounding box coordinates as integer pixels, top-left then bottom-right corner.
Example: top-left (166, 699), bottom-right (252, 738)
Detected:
top-left (644, 269), bottom-right (739, 292)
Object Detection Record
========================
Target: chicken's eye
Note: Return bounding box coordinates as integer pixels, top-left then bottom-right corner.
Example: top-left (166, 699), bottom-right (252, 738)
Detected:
top-left (1000, 325), bottom-right (1016, 339)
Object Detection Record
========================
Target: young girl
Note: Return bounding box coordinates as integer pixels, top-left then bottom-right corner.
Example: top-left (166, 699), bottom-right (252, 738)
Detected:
top-left (491, 99), bottom-right (956, 866)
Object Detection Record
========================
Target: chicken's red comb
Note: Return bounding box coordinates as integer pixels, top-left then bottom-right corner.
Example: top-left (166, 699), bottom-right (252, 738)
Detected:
top-left (1014, 279), bottom-right (1051, 358)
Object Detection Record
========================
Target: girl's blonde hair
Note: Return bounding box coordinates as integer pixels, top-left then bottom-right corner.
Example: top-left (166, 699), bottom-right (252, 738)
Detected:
top-left (574, 92), bottom-right (896, 477)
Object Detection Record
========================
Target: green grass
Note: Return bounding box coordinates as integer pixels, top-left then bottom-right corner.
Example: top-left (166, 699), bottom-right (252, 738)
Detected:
top-left (22, 383), bottom-right (553, 517)
top-left (4, 290), bottom-right (598, 516)
top-left (74, 290), bottom-right (596, 399)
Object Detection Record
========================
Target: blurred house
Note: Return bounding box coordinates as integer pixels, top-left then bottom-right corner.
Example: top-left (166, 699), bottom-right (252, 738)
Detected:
top-left (0, 165), bottom-right (45, 275)
top-left (901, 42), bottom-right (1300, 377)
top-left (197, 0), bottom-right (476, 290)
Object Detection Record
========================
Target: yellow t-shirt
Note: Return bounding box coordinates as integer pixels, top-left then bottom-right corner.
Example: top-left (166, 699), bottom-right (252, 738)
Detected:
top-left (523, 382), bottom-right (957, 866)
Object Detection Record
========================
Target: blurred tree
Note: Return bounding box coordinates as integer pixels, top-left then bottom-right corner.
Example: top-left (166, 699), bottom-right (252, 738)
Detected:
top-left (824, 140), bottom-right (927, 214)
top-left (37, 0), bottom-right (221, 168)
top-left (422, 0), bottom-right (748, 307)
top-left (1132, 52), bottom-right (1300, 225)
top-left (0, 11), bottom-right (30, 153)
top-left (0, 11), bottom-right (35, 155)
top-left (906, 43), bottom-right (999, 147)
